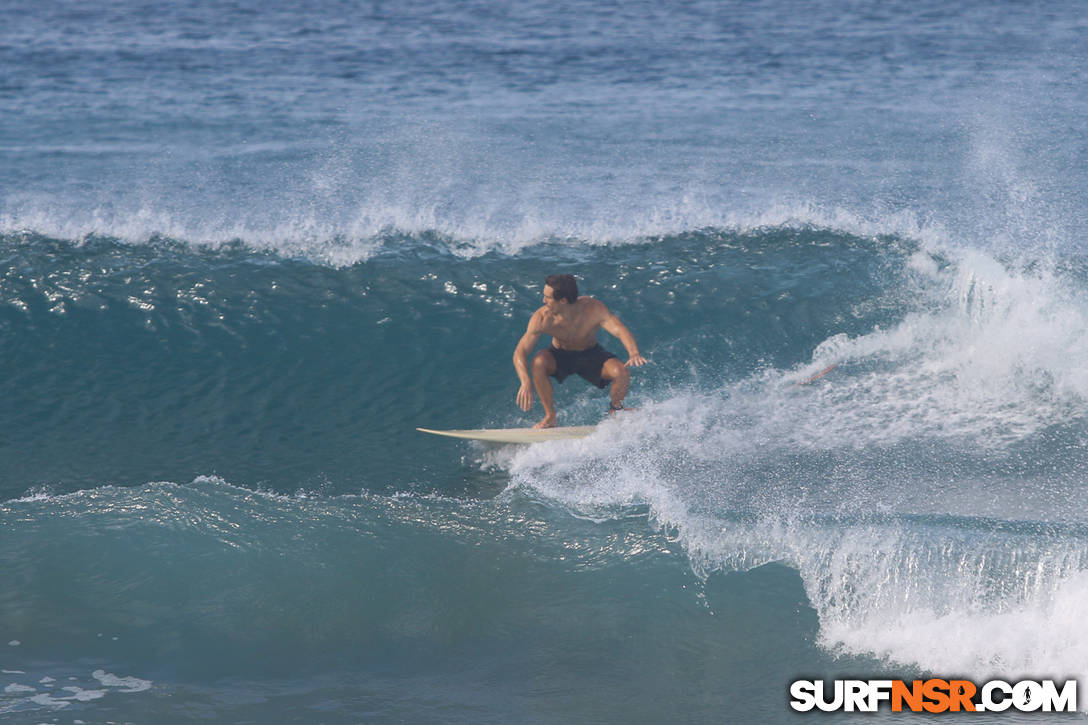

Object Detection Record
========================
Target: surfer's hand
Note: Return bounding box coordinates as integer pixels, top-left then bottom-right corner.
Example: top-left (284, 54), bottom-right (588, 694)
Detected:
top-left (516, 383), bottom-right (533, 411)
top-left (625, 354), bottom-right (647, 367)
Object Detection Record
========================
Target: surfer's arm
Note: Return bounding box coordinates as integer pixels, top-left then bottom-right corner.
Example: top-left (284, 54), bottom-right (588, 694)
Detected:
top-left (513, 313), bottom-right (544, 410)
top-left (601, 311), bottom-right (647, 367)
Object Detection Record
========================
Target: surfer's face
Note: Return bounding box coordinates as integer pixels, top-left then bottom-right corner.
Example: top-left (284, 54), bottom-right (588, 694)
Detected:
top-left (543, 285), bottom-right (561, 311)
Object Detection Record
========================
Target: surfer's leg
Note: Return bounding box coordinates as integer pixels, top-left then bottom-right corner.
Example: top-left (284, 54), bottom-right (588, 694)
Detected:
top-left (531, 350), bottom-right (558, 428)
top-left (600, 358), bottom-right (630, 410)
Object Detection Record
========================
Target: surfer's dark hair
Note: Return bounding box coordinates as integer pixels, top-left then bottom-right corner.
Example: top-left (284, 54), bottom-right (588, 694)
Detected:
top-left (545, 274), bottom-right (578, 303)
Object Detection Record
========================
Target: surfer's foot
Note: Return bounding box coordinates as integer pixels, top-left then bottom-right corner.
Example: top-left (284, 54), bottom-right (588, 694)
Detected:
top-left (608, 403), bottom-right (637, 415)
top-left (534, 416), bottom-right (558, 429)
